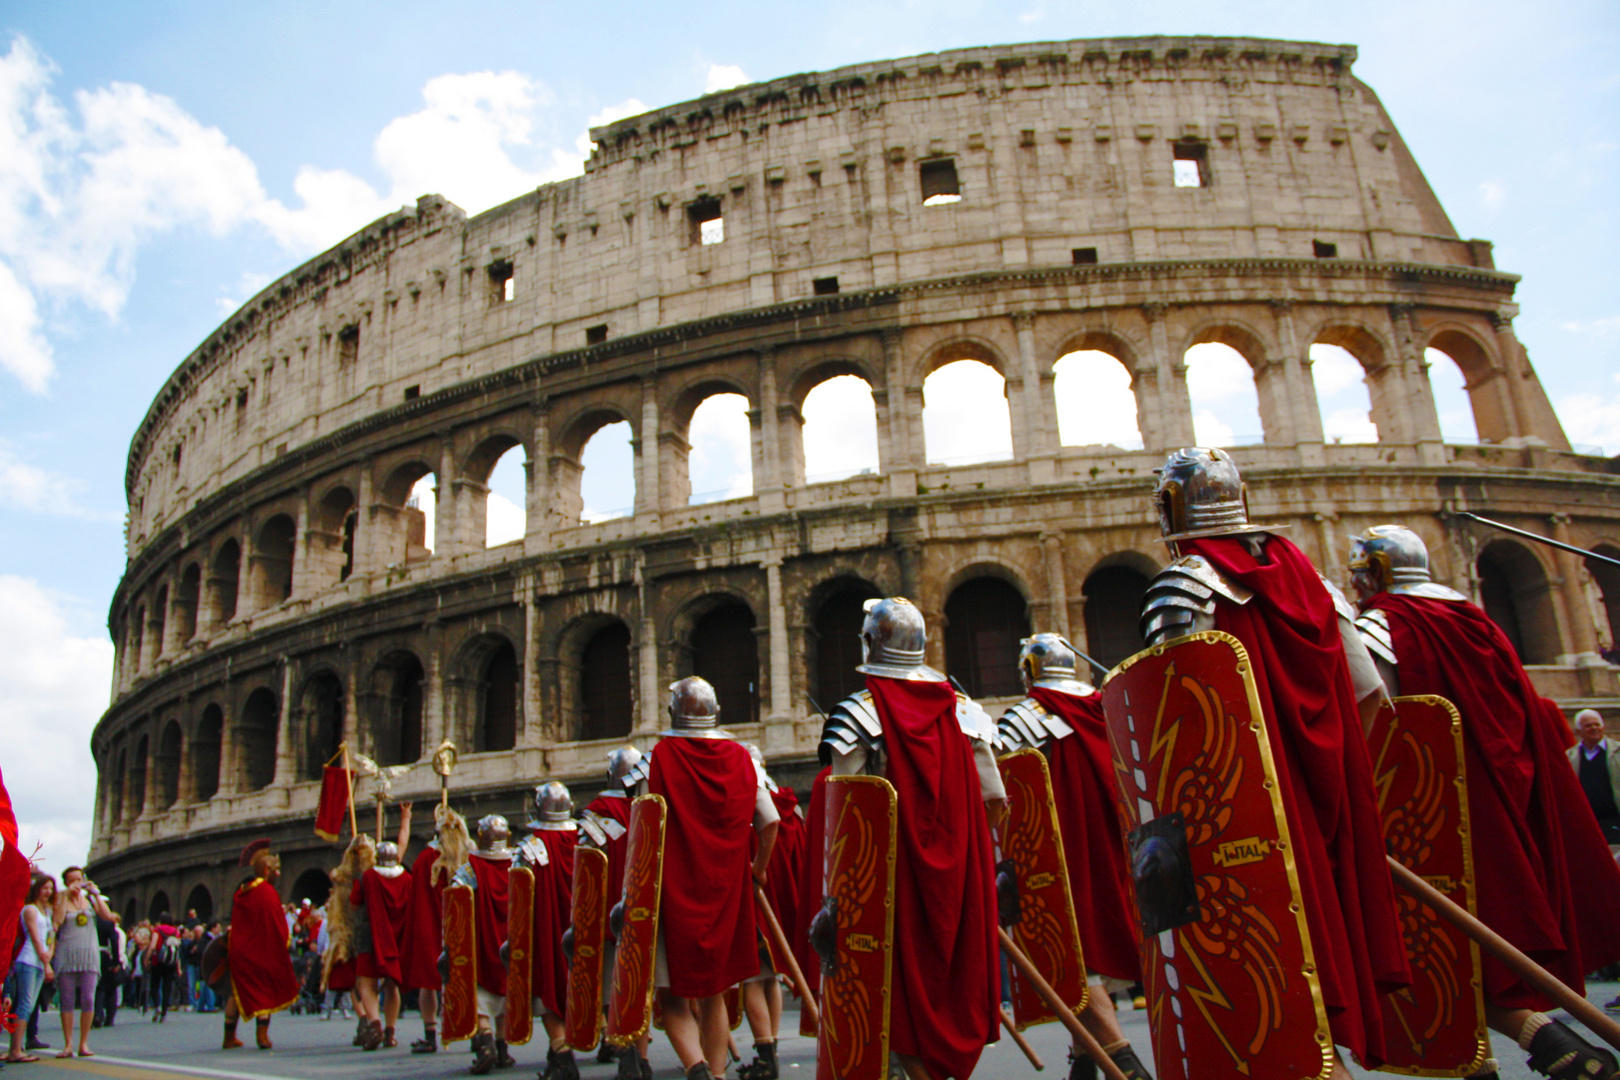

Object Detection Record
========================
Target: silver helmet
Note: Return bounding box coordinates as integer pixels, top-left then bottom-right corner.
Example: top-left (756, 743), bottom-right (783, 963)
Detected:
top-left (375, 841), bottom-right (400, 868)
top-left (605, 745), bottom-right (642, 785)
top-left (474, 814), bottom-right (512, 857)
top-left (1153, 447), bottom-right (1280, 547)
top-left (1349, 525), bottom-right (1432, 597)
top-left (856, 597), bottom-right (944, 680)
top-left (1018, 633), bottom-right (1094, 695)
top-left (668, 676), bottom-right (720, 730)
top-left (533, 781), bottom-right (574, 823)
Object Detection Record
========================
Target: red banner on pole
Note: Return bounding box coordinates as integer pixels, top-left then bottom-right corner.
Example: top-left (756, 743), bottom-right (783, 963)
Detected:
top-left (315, 766), bottom-right (353, 841)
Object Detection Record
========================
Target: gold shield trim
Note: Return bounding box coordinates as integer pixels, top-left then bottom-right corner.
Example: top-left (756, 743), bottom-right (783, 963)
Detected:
top-left (605, 794), bottom-right (666, 1047)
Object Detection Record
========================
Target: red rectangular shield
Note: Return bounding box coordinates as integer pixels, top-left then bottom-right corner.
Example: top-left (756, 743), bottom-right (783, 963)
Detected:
top-left (605, 794), bottom-right (666, 1047)
top-left (1369, 695), bottom-right (1490, 1076)
top-left (566, 846), bottom-right (609, 1052)
top-left (1101, 631), bottom-right (1333, 1080)
top-left (998, 748), bottom-right (1089, 1029)
top-left (814, 775), bottom-right (897, 1080)
top-left (505, 865), bottom-right (535, 1046)
top-left (441, 883), bottom-right (479, 1044)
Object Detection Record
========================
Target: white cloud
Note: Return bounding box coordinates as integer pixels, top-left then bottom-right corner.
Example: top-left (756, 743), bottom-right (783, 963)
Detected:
top-left (1558, 387), bottom-right (1620, 455)
top-left (0, 441), bottom-right (112, 519)
top-left (1185, 343), bottom-right (1262, 445)
top-left (1192, 408), bottom-right (1236, 448)
top-left (485, 492), bottom-right (526, 546)
top-left (216, 270), bottom-right (274, 316)
top-left (689, 393), bottom-right (754, 502)
top-left (803, 375), bottom-right (880, 480)
top-left (0, 575), bottom-right (114, 880)
top-left (0, 262), bottom-right (50, 391)
top-left (573, 98), bottom-right (649, 162)
top-left (705, 64), bottom-right (749, 94)
top-left (1560, 315), bottom-right (1620, 337)
top-left (579, 420), bottom-right (635, 521)
top-left (1478, 179), bottom-right (1506, 212)
top-left (923, 360), bottom-right (1013, 465)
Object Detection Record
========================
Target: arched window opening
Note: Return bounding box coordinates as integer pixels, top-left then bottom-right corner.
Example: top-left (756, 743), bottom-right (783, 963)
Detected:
top-left (299, 672), bottom-right (345, 782)
top-left (1053, 350), bottom-right (1142, 449)
top-left (688, 394), bottom-right (754, 505)
top-left (1588, 546), bottom-right (1620, 656)
top-left (923, 360), bottom-right (1012, 465)
top-left (381, 463), bottom-right (437, 563)
top-left (580, 622), bottom-right (634, 741)
top-left (579, 421), bottom-right (635, 522)
top-left (1477, 540), bottom-right (1561, 664)
top-left (372, 652), bottom-right (425, 766)
top-left (130, 606), bottom-right (145, 671)
top-left (121, 898), bottom-right (137, 928)
top-left (148, 891), bottom-right (172, 923)
top-left (944, 577), bottom-right (1030, 699)
top-left (210, 540), bottom-right (240, 627)
top-left (313, 487), bottom-right (357, 585)
top-left (484, 444), bottom-right (529, 547)
top-left (129, 735), bottom-right (148, 817)
top-left (110, 750), bottom-right (126, 824)
top-left (154, 721), bottom-right (182, 810)
top-left (1083, 565), bottom-right (1152, 670)
top-left (803, 376), bottom-right (880, 482)
top-left (290, 869), bottom-right (332, 908)
top-left (812, 583), bottom-right (882, 706)
top-left (239, 688), bottom-right (280, 791)
top-left (151, 586), bottom-right (168, 658)
top-left (176, 563), bottom-right (200, 642)
top-left (691, 603), bottom-right (760, 726)
top-left (1424, 346), bottom-right (1482, 444)
top-left (1310, 344), bottom-right (1377, 444)
top-left (252, 514), bottom-right (297, 609)
top-left (1184, 343), bottom-right (1262, 447)
top-left (192, 704), bottom-right (223, 801)
top-left (183, 884), bottom-right (213, 923)
top-left (476, 640), bottom-right (519, 753)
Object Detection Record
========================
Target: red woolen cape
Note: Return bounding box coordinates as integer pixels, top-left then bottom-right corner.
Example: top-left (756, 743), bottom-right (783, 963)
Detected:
top-left (1028, 687), bottom-right (1141, 983)
top-left (526, 829), bottom-right (577, 1018)
top-left (353, 867), bottom-right (413, 984)
top-left (761, 787), bottom-right (804, 965)
top-left (469, 854), bottom-right (510, 997)
top-left (1184, 536), bottom-right (1409, 1068)
top-left (867, 676), bottom-right (999, 1080)
top-left (228, 878), bottom-right (300, 1019)
top-left (399, 845), bottom-right (444, 990)
top-left (0, 764), bottom-right (29, 983)
top-left (794, 767), bottom-right (831, 1002)
top-left (1368, 592), bottom-right (1620, 1007)
top-left (584, 794), bottom-right (634, 894)
top-left (648, 736), bottom-right (759, 999)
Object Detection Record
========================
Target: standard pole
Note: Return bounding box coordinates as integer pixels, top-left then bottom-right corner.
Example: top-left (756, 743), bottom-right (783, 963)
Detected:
top-left (1456, 511), bottom-right (1620, 570)
top-left (340, 741), bottom-right (359, 838)
top-left (1387, 857), bottom-right (1620, 1050)
top-left (997, 927), bottom-right (1128, 1080)
top-left (753, 884), bottom-right (820, 1032)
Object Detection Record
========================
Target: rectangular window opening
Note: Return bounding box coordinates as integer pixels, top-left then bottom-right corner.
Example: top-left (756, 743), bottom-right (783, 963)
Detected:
top-left (337, 323), bottom-right (360, 364)
top-left (488, 260), bottom-right (515, 304)
top-left (1313, 240), bottom-right (1338, 258)
top-left (920, 158), bottom-right (961, 205)
top-left (688, 197), bottom-right (724, 246)
top-left (586, 324), bottom-right (609, 345)
top-left (812, 276), bottom-right (840, 296)
top-left (1172, 141), bottom-right (1210, 188)
top-left (1072, 247), bottom-right (1098, 265)
top-left (404, 385), bottom-right (421, 400)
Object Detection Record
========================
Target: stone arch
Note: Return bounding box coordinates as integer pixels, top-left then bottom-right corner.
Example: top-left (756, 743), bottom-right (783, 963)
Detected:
top-left (148, 890), bottom-right (172, 923)
top-left (297, 669), bottom-right (345, 782)
top-left (130, 603), bottom-right (146, 673)
top-left (671, 592), bottom-right (761, 727)
top-left (175, 561), bottom-right (201, 643)
top-left (454, 632), bottom-right (520, 753)
top-left (1587, 544), bottom-right (1620, 653)
top-left (250, 513), bottom-right (297, 610)
top-left (799, 371), bottom-right (881, 484)
top-left (290, 868), bottom-right (331, 908)
top-left (554, 406), bottom-right (638, 525)
top-left (463, 430), bottom-right (531, 548)
top-left (367, 649), bottom-right (426, 765)
top-left (192, 703), bottom-right (223, 801)
top-left (806, 575), bottom-right (883, 707)
top-left (154, 720), bottom-right (182, 810)
top-left (564, 614), bottom-right (636, 742)
top-left (1476, 538), bottom-right (1561, 664)
top-left (129, 732), bottom-right (149, 818)
top-left (669, 380), bottom-right (756, 506)
top-left (184, 883), bottom-right (213, 922)
top-left (1309, 322), bottom-right (1390, 444)
top-left (1080, 552), bottom-right (1159, 670)
top-left (787, 357), bottom-right (883, 411)
top-left (151, 583), bottom-right (169, 660)
top-left (121, 897), bottom-right (137, 928)
top-left (208, 537), bottom-right (241, 629)
top-left (923, 353), bottom-right (1013, 466)
top-left (310, 484), bottom-right (358, 586)
top-left (1182, 320), bottom-right (1274, 446)
top-left (379, 457), bottom-right (438, 562)
top-left (943, 570), bottom-right (1031, 699)
top-left (1424, 326), bottom-right (1505, 444)
top-left (237, 686), bottom-right (279, 791)
top-left (110, 747), bottom-right (127, 824)
top-left (916, 337), bottom-right (1009, 381)
top-left (1050, 330), bottom-right (1144, 449)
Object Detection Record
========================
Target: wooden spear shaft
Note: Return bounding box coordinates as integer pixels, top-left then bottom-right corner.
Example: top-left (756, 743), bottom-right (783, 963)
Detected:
top-left (340, 741), bottom-right (359, 838)
top-left (753, 884), bottom-right (820, 1032)
top-left (1387, 857), bottom-right (1620, 1051)
top-left (998, 928), bottom-right (1129, 1080)
top-left (999, 1007), bottom-right (1045, 1071)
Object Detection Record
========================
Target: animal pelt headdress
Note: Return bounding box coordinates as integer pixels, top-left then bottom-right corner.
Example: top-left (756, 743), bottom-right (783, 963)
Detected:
top-left (319, 834), bottom-right (375, 991)
top-left (431, 803), bottom-right (471, 887)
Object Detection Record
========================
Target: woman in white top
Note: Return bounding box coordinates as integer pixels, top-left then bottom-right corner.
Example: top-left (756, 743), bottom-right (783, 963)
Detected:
top-left (52, 866), bottom-right (114, 1058)
top-left (7, 874), bottom-right (56, 1064)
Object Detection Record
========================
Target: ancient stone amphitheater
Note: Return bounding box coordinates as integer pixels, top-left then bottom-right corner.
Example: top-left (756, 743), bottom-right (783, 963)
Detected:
top-left (88, 37), bottom-right (1620, 921)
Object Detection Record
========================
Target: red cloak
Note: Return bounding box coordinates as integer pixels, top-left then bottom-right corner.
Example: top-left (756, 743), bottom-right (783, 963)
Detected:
top-left (1184, 535), bottom-right (1409, 1068)
top-left (1368, 592), bottom-right (1620, 1007)
top-left (228, 878), bottom-right (300, 1019)
top-left (525, 829), bottom-right (577, 1018)
top-left (469, 854), bottom-right (510, 998)
top-left (583, 794), bottom-right (633, 894)
top-left (794, 768), bottom-right (831, 1004)
top-left (353, 866), bottom-right (413, 983)
top-left (867, 676), bottom-right (999, 1080)
top-left (0, 764), bottom-right (29, 982)
top-left (759, 786), bottom-right (804, 970)
top-left (1027, 687), bottom-right (1141, 983)
top-left (647, 735), bottom-right (759, 999)
top-left (399, 845), bottom-right (444, 991)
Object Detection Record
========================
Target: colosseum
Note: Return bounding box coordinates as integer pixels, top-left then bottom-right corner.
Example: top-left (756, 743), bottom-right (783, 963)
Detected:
top-left (88, 36), bottom-right (1620, 921)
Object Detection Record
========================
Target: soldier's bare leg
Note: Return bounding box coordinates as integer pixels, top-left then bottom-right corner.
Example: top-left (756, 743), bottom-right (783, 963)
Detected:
top-left (382, 980), bottom-right (401, 1046)
top-left (895, 1053), bottom-right (934, 1080)
top-left (1484, 1004), bottom-right (1617, 1079)
top-left (697, 994), bottom-right (732, 1078)
top-left (739, 979), bottom-right (782, 1079)
top-left (411, 988), bottom-right (438, 1052)
top-left (658, 989), bottom-right (706, 1073)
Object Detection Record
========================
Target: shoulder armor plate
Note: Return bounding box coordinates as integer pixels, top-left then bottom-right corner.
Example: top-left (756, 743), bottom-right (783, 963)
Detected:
top-left (1354, 609), bottom-right (1398, 665)
top-left (620, 750), bottom-right (652, 792)
top-left (515, 836), bottom-right (549, 868)
top-left (1319, 574), bottom-right (1359, 622)
top-left (820, 690), bottom-right (883, 762)
top-left (955, 692), bottom-right (995, 746)
top-left (576, 813), bottom-right (609, 848)
top-left (1388, 581), bottom-right (1469, 601)
top-left (452, 863), bottom-right (476, 889)
top-left (1140, 556), bottom-right (1252, 647)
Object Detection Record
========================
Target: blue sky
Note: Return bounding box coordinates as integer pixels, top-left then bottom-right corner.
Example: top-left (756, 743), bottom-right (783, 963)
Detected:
top-left (1, 0), bottom-right (1615, 876)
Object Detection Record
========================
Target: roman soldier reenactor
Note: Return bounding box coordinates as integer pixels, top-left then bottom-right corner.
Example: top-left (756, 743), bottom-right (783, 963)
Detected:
top-left (1351, 524), bottom-right (1620, 1079)
top-left (791, 764), bottom-right (830, 1014)
top-left (1137, 447), bottom-right (1409, 1076)
top-left (224, 838), bottom-right (300, 1050)
top-left (454, 814), bottom-right (517, 1075)
top-left (997, 633), bottom-right (1153, 1080)
top-left (619, 677), bottom-right (780, 1080)
top-left (518, 781), bottom-right (581, 1080)
top-left (737, 744), bottom-right (805, 1080)
top-left (579, 747), bottom-right (640, 1078)
top-left (402, 803), bottom-right (469, 1053)
top-left (354, 830), bottom-right (413, 1051)
top-left (818, 597), bottom-right (1005, 1080)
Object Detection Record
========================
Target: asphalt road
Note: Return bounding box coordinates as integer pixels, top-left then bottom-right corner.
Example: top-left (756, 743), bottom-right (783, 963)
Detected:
top-left (7, 984), bottom-right (1617, 1080)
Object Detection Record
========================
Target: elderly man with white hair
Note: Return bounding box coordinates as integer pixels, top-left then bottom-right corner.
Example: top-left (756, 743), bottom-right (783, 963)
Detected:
top-left (1567, 709), bottom-right (1620, 856)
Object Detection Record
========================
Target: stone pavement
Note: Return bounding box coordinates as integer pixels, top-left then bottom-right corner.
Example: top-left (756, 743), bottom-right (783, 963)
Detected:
top-left (8, 985), bottom-right (1617, 1080)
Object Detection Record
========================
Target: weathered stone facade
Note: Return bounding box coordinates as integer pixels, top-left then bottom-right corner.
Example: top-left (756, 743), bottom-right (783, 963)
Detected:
top-left (89, 37), bottom-right (1620, 924)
